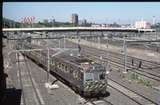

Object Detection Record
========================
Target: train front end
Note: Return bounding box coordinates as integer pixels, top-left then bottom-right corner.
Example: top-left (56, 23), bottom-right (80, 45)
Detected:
top-left (81, 62), bottom-right (108, 97)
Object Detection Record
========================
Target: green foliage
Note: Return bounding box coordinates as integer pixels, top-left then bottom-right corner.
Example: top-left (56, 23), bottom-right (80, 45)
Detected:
top-left (3, 17), bottom-right (22, 28)
top-left (129, 73), bottom-right (152, 87)
top-left (130, 73), bottom-right (139, 80)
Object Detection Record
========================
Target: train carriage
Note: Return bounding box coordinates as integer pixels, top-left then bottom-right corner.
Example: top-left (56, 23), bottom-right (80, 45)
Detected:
top-left (21, 43), bottom-right (108, 97)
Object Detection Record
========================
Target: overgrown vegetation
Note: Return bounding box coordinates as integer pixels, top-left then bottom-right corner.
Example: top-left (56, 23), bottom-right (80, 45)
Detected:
top-left (129, 73), bottom-right (152, 87)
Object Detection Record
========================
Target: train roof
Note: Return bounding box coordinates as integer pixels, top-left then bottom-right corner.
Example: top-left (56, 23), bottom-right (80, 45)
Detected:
top-left (24, 44), bottom-right (105, 72)
top-left (54, 51), bottom-right (105, 71)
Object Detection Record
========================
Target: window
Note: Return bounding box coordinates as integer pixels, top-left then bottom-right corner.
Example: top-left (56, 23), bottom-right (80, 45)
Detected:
top-left (85, 73), bottom-right (93, 81)
top-left (61, 64), bottom-right (64, 71)
top-left (70, 67), bottom-right (73, 73)
top-left (52, 60), bottom-right (55, 65)
top-left (65, 65), bottom-right (69, 73)
top-left (78, 72), bottom-right (83, 80)
top-left (73, 70), bottom-right (78, 79)
top-left (99, 73), bottom-right (105, 80)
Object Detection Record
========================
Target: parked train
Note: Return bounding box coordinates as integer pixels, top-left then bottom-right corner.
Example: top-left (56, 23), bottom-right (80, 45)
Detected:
top-left (21, 43), bottom-right (108, 97)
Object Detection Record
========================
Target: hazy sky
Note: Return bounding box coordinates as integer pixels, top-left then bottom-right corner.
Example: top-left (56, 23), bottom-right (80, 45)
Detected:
top-left (3, 2), bottom-right (160, 24)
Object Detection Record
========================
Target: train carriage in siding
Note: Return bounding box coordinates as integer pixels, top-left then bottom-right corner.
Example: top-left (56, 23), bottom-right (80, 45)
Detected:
top-left (21, 43), bottom-right (108, 97)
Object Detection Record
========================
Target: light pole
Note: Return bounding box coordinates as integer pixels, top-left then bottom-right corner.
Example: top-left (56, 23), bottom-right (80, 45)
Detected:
top-left (59, 39), bottom-right (61, 48)
top-left (106, 70), bottom-right (110, 85)
top-left (98, 36), bottom-right (100, 49)
top-left (153, 16), bottom-right (155, 25)
top-left (63, 35), bottom-right (66, 49)
top-left (47, 47), bottom-right (50, 83)
top-left (123, 35), bottom-right (127, 74)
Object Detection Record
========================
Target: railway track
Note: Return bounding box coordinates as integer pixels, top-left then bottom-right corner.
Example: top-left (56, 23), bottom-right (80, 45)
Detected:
top-left (40, 39), bottom-right (157, 105)
top-left (44, 39), bottom-right (160, 81)
top-left (83, 43), bottom-right (160, 66)
top-left (65, 39), bottom-right (160, 70)
top-left (20, 41), bottom-right (141, 105)
top-left (99, 38), bottom-right (160, 53)
top-left (83, 50), bottom-right (160, 82)
top-left (77, 38), bottom-right (160, 63)
top-left (17, 53), bottom-right (44, 105)
top-left (108, 78), bottom-right (158, 105)
top-left (102, 50), bottom-right (160, 69)
top-left (84, 98), bottom-right (114, 105)
top-left (31, 39), bottom-right (160, 105)
top-left (17, 53), bottom-right (27, 105)
top-left (24, 51), bottom-right (115, 105)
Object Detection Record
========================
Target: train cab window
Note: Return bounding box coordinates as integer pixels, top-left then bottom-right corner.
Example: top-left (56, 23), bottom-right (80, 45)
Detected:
top-left (85, 73), bottom-right (94, 81)
top-left (99, 73), bottom-right (105, 80)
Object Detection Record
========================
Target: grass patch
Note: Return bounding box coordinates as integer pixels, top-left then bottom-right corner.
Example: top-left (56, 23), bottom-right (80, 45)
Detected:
top-left (129, 73), bottom-right (152, 88)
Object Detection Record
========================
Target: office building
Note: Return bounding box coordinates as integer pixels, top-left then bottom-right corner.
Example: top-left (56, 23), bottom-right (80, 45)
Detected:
top-left (71, 14), bottom-right (78, 26)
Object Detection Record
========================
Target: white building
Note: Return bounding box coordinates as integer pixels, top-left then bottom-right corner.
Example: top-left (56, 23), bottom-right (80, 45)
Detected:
top-left (134, 21), bottom-right (151, 29)
top-left (91, 24), bottom-right (101, 27)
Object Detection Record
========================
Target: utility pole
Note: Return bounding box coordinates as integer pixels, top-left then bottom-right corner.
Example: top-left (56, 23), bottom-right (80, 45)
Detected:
top-left (47, 47), bottom-right (50, 82)
top-left (153, 16), bottom-right (155, 25)
top-left (63, 35), bottom-right (66, 49)
top-left (98, 36), bottom-right (100, 48)
top-left (123, 35), bottom-right (127, 74)
top-left (59, 39), bottom-right (61, 48)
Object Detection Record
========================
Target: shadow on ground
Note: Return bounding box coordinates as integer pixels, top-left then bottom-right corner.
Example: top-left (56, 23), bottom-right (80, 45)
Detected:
top-left (82, 91), bottom-right (111, 99)
top-left (1, 88), bottom-right (22, 105)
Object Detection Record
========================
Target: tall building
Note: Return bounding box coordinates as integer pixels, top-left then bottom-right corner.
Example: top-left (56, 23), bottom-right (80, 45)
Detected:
top-left (79, 19), bottom-right (87, 26)
top-left (71, 14), bottom-right (78, 26)
top-left (82, 19), bottom-right (87, 26)
top-left (43, 19), bottom-right (48, 24)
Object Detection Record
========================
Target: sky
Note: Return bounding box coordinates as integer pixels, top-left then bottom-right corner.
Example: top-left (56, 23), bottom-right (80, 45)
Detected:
top-left (3, 2), bottom-right (160, 24)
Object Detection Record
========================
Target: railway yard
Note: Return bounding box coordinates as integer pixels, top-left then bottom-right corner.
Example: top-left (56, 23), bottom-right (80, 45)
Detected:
top-left (2, 31), bottom-right (160, 105)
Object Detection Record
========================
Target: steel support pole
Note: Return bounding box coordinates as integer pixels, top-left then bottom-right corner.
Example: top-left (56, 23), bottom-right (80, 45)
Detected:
top-left (63, 35), bottom-right (65, 49)
top-left (47, 47), bottom-right (50, 82)
top-left (90, 31), bottom-right (92, 47)
top-left (98, 36), bottom-right (100, 48)
top-left (123, 37), bottom-right (127, 73)
top-left (59, 39), bottom-right (61, 48)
